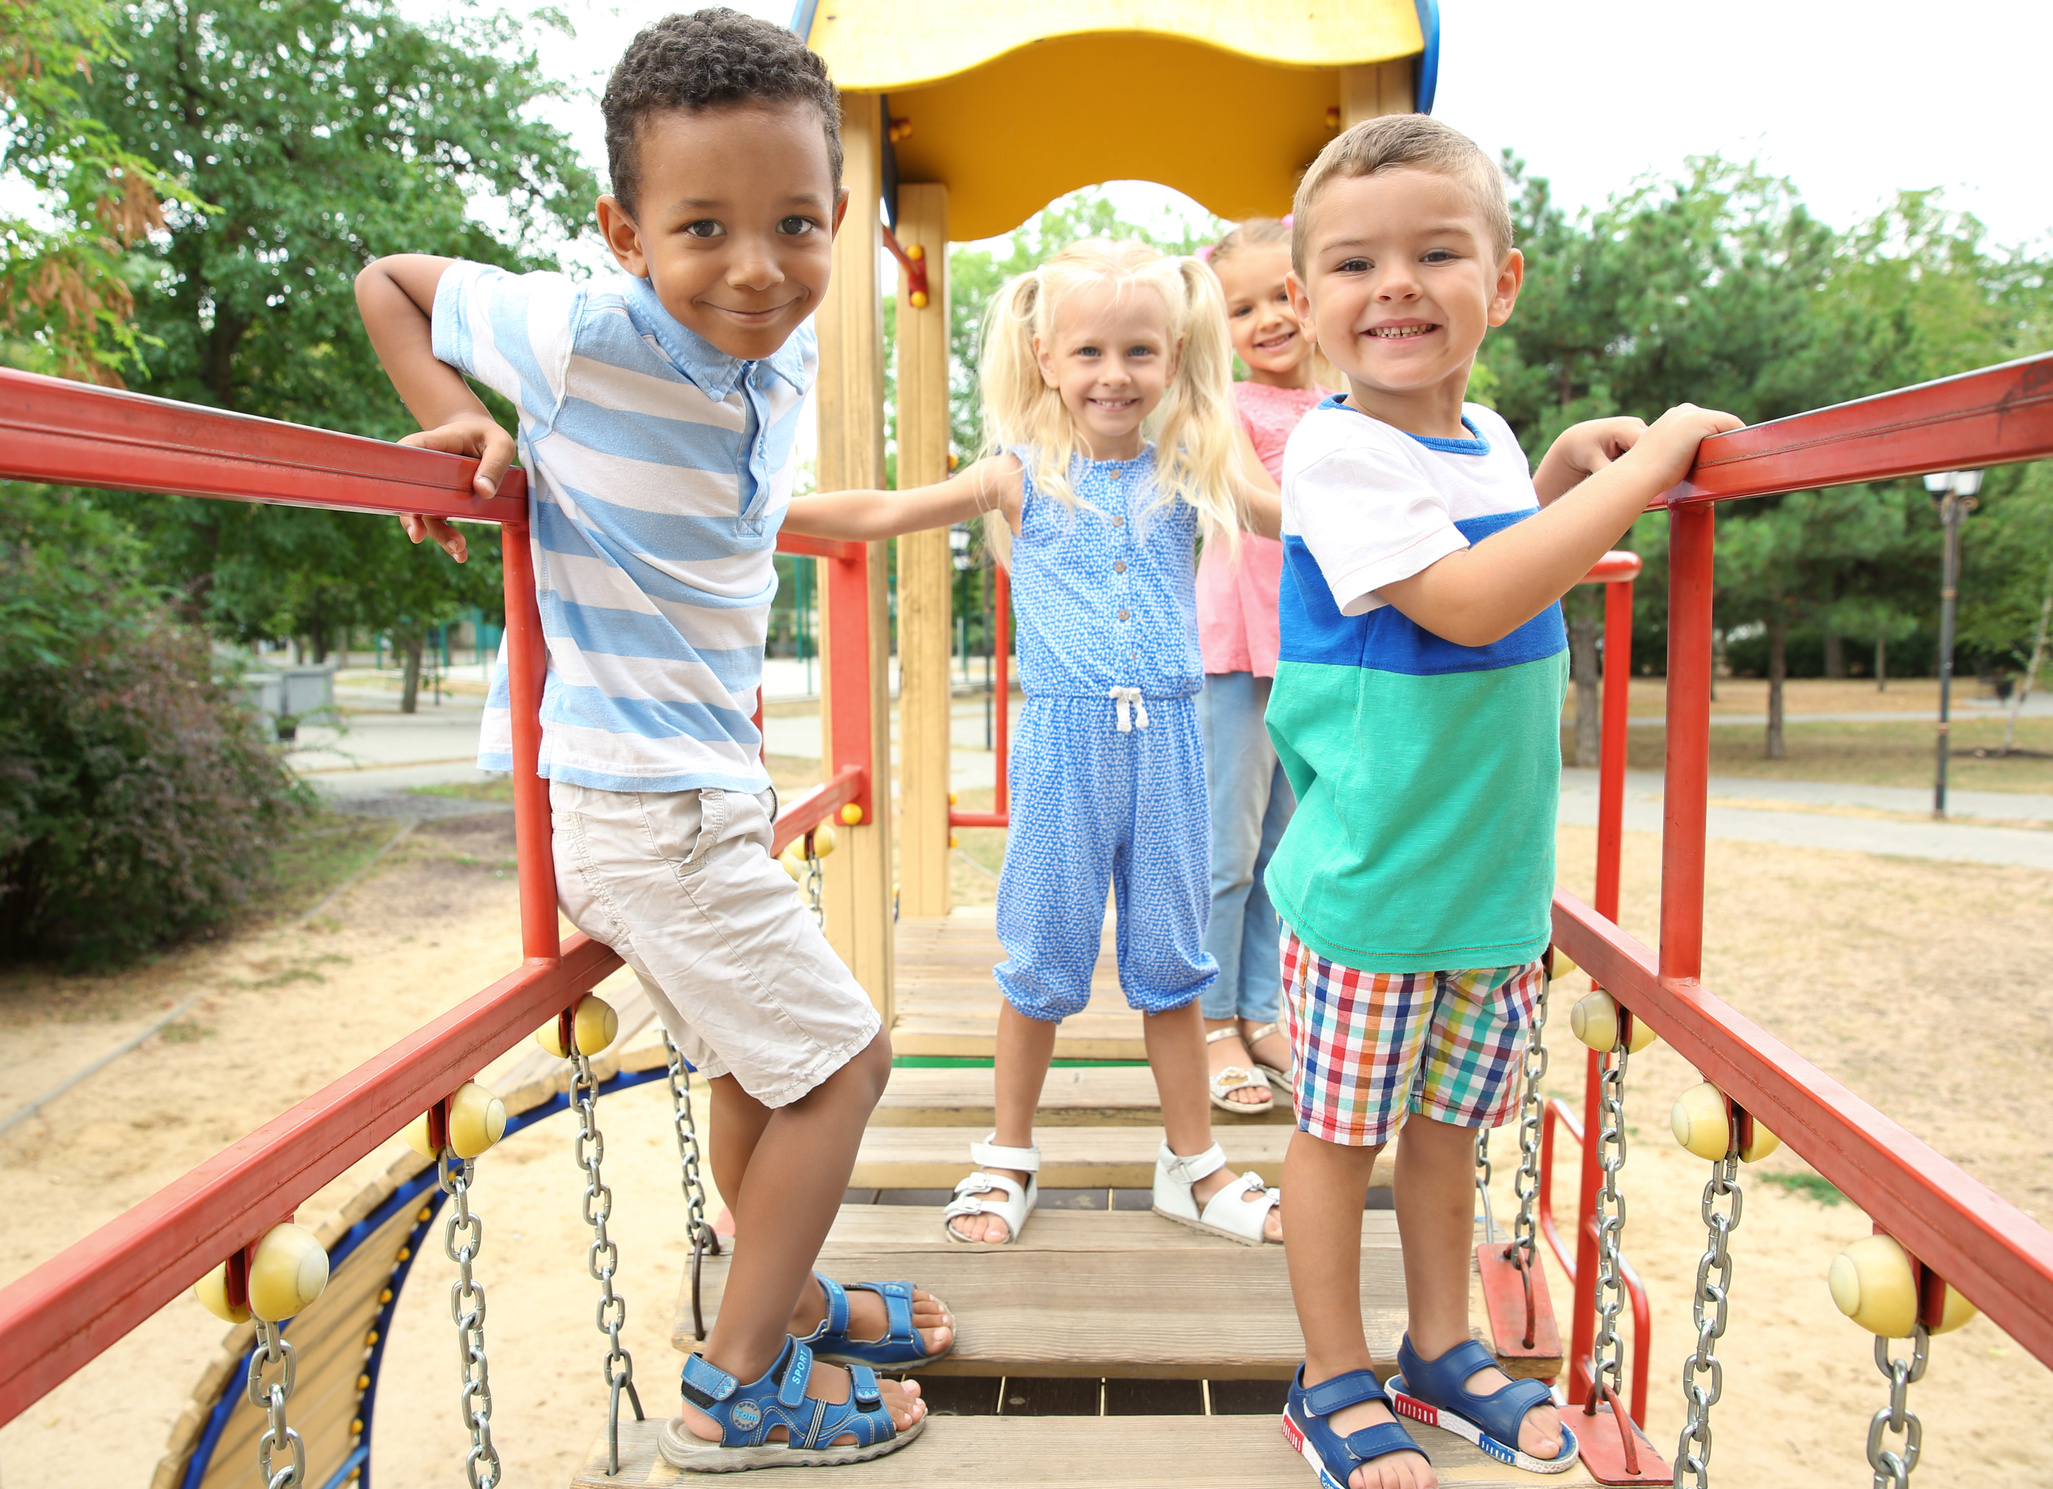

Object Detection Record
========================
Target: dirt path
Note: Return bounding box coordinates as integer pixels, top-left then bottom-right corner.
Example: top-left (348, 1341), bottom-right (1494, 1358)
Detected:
top-left (1, 813), bottom-right (2050, 1486)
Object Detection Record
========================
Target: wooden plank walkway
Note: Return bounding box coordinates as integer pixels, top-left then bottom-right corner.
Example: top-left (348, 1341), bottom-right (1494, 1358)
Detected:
top-left (893, 913), bottom-right (1146, 1059)
top-left (875, 1064), bottom-right (1292, 1127)
top-left (575, 1414), bottom-right (1603, 1488)
top-left (849, 1125), bottom-right (1343, 1192)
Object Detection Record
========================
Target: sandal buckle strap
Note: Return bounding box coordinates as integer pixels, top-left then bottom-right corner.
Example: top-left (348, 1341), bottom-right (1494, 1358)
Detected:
top-left (968, 1131), bottom-right (1041, 1172)
top-left (815, 1273), bottom-right (850, 1338)
top-left (680, 1352), bottom-right (737, 1405)
top-left (776, 1338), bottom-right (813, 1410)
top-left (1301, 1367), bottom-right (1388, 1418)
top-left (1160, 1141), bottom-right (1227, 1185)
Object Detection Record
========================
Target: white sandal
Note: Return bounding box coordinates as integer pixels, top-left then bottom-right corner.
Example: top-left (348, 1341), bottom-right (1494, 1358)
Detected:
top-left (1243, 1020), bottom-right (1294, 1094)
top-left (1205, 1027), bottom-right (1274, 1113)
top-left (942, 1132), bottom-right (1039, 1244)
top-left (1151, 1141), bottom-right (1281, 1246)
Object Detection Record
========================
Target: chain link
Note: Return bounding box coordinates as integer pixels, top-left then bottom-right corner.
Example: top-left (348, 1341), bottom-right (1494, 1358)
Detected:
top-left (1674, 1132), bottom-right (1743, 1488)
top-left (246, 1317), bottom-right (305, 1489)
top-left (439, 1150), bottom-right (501, 1489)
top-left (1590, 1033), bottom-right (1633, 1409)
top-left (570, 1046), bottom-right (644, 1473)
top-left (664, 1029), bottom-right (722, 1343)
top-left (1866, 1327), bottom-right (1928, 1489)
top-left (803, 835), bottom-right (825, 929)
top-left (1510, 960), bottom-right (1552, 1268)
top-left (1473, 1128), bottom-right (1498, 1243)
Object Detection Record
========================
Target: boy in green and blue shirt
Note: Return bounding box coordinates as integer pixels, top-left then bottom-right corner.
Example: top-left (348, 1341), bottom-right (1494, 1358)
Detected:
top-left (1269, 116), bottom-right (1740, 1489)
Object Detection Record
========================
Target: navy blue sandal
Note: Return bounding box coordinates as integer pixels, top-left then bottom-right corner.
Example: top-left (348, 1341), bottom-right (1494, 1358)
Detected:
top-left (658, 1334), bottom-right (922, 1471)
top-left (1282, 1364), bottom-right (1428, 1489)
top-left (798, 1275), bottom-right (950, 1369)
top-left (1388, 1335), bottom-right (1578, 1474)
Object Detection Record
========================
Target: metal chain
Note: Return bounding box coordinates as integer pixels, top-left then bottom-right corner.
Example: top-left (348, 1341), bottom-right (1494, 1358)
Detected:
top-left (664, 1029), bottom-right (722, 1343)
top-left (246, 1317), bottom-right (305, 1489)
top-left (1867, 1327), bottom-right (1929, 1489)
top-left (439, 1150), bottom-right (501, 1489)
top-left (1590, 1034), bottom-right (1634, 1408)
top-left (1674, 1137), bottom-right (1743, 1488)
top-left (1510, 960), bottom-right (1553, 1269)
top-left (803, 835), bottom-right (825, 929)
top-left (1473, 1128), bottom-right (1498, 1243)
top-left (570, 1047), bottom-right (645, 1473)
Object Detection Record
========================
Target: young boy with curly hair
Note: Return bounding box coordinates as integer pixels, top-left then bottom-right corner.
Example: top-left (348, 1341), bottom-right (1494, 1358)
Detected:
top-left (1268, 114), bottom-right (1739, 1489)
top-left (356, 8), bottom-right (945, 1472)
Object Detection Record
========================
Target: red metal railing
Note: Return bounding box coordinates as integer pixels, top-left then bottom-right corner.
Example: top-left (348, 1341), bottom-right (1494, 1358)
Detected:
top-left (949, 563), bottom-right (1010, 830)
top-left (0, 368), bottom-right (875, 1422)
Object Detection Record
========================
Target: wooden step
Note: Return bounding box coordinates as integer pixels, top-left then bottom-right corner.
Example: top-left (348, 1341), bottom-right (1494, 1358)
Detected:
top-left (876, 1064), bottom-right (1291, 1127)
top-left (674, 1206), bottom-right (1401, 1381)
top-left (574, 1412), bottom-right (1602, 1487)
top-left (849, 1125), bottom-right (1350, 1191)
top-left (893, 914), bottom-right (1146, 1060)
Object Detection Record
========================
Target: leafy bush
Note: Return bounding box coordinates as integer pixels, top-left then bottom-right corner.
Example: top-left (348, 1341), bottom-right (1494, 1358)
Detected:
top-left (0, 487), bottom-right (307, 965)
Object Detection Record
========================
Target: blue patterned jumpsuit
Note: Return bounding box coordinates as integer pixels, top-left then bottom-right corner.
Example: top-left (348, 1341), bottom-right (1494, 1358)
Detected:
top-left (994, 447), bottom-right (1219, 1021)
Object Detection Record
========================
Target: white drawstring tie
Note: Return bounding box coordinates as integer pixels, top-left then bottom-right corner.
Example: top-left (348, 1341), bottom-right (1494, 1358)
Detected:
top-left (1108, 686), bottom-right (1150, 733)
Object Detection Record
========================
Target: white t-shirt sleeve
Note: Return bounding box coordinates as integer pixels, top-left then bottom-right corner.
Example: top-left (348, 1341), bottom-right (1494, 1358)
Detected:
top-left (430, 262), bottom-right (579, 420)
top-left (1291, 431), bottom-right (1468, 617)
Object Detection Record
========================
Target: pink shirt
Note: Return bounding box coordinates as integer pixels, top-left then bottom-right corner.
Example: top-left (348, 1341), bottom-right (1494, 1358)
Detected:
top-left (1197, 380), bottom-right (1331, 677)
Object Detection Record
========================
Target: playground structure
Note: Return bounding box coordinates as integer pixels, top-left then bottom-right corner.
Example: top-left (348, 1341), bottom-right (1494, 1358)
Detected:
top-left (1, 2), bottom-right (2052, 1485)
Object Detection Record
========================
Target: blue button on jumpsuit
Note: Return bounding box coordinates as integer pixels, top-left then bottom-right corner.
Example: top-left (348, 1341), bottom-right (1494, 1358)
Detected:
top-left (994, 448), bottom-right (1218, 1021)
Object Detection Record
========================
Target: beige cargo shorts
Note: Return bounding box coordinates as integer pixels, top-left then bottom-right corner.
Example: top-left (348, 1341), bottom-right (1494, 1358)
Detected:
top-left (550, 778), bottom-right (881, 1108)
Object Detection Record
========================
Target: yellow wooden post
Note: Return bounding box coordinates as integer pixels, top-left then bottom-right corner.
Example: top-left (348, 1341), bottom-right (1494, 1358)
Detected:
top-left (894, 182), bottom-right (953, 919)
top-left (814, 92), bottom-right (895, 1019)
top-left (1339, 60), bottom-right (1413, 126)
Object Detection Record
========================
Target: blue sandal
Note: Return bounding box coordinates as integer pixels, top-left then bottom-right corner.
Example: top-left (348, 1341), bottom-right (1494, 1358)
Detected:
top-left (1388, 1335), bottom-right (1579, 1474)
top-left (658, 1334), bottom-right (923, 1471)
top-left (799, 1275), bottom-right (949, 1369)
top-left (1282, 1365), bottom-right (1427, 1489)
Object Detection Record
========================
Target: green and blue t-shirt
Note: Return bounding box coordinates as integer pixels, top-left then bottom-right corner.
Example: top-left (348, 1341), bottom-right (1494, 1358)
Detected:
top-left (1264, 397), bottom-right (1567, 973)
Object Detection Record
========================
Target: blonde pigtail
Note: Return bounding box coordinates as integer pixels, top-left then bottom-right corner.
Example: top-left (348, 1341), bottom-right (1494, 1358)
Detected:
top-left (1150, 256), bottom-right (1245, 559)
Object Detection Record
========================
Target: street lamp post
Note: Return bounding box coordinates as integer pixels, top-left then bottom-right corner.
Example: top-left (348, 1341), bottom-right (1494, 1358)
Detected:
top-left (1926, 469), bottom-right (1984, 818)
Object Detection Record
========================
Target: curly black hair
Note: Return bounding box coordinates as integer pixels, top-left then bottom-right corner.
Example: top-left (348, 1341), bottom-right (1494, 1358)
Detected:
top-left (602, 9), bottom-right (843, 219)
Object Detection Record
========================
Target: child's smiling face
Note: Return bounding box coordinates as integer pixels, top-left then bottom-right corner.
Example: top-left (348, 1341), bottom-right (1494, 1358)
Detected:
top-left (1213, 244), bottom-right (1313, 386)
top-left (596, 101), bottom-right (846, 363)
top-left (1033, 280), bottom-right (1174, 460)
top-left (1291, 168), bottom-right (1522, 434)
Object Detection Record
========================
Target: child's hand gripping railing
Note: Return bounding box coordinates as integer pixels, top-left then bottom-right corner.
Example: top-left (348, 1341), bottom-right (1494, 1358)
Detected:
top-left (1546, 352), bottom-right (2053, 1487)
top-left (0, 369), bottom-right (881, 1486)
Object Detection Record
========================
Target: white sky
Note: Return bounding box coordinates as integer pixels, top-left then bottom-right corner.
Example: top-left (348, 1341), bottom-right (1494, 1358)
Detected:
top-left (487, 0), bottom-right (2051, 255)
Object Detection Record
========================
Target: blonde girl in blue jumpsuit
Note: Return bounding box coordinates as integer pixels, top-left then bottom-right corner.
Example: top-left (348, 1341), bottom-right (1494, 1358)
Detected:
top-left (786, 238), bottom-right (1288, 1247)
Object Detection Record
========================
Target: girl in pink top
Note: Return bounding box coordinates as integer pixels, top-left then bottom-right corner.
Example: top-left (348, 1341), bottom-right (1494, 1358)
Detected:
top-left (1196, 218), bottom-right (1333, 1113)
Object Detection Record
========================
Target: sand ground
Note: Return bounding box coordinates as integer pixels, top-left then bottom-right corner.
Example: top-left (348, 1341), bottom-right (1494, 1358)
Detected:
top-left (2, 811), bottom-right (2050, 1488)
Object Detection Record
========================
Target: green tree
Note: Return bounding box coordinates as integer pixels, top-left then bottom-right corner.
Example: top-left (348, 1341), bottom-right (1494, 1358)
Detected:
top-left (72, 0), bottom-right (595, 702)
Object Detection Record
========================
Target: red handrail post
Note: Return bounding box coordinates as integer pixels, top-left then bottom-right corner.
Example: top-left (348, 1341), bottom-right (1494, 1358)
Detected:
top-left (821, 547), bottom-right (875, 827)
top-left (1661, 506), bottom-right (1716, 984)
top-left (500, 516), bottom-right (559, 965)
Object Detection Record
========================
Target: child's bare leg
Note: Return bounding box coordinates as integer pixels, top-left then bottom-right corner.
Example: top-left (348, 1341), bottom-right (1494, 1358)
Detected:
top-left (709, 1071), bottom-right (952, 1359)
top-left (1285, 1131), bottom-right (1431, 1489)
top-left (681, 1031), bottom-right (927, 1442)
top-left (948, 1001), bottom-right (1058, 1241)
top-left (1393, 1115), bottom-right (1561, 1460)
top-left (1147, 1000), bottom-right (1282, 1239)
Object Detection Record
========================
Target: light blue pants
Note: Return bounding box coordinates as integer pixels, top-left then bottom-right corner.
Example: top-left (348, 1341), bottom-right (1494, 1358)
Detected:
top-left (1197, 672), bottom-right (1295, 1024)
top-left (995, 694), bottom-right (1217, 1022)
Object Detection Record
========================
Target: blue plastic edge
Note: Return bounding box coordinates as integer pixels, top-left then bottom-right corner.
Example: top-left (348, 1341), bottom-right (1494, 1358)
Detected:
top-left (789, 0), bottom-right (819, 41)
top-left (180, 1064), bottom-right (674, 1489)
top-left (1413, 0), bottom-right (1441, 114)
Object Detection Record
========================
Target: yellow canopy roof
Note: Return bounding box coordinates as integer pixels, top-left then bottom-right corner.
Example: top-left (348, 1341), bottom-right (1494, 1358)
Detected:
top-left (799, 1), bottom-right (1427, 240)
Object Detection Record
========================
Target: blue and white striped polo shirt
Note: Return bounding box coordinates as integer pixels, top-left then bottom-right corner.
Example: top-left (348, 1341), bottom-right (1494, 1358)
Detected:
top-left (432, 263), bottom-right (813, 794)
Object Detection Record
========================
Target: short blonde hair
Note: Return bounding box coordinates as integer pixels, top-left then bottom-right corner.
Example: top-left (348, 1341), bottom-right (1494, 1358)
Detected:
top-left (1292, 115), bottom-right (1512, 273)
top-left (1206, 216), bottom-right (1290, 272)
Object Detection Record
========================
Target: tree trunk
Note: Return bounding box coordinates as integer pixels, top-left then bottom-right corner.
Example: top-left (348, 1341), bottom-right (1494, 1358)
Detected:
top-left (400, 634), bottom-right (424, 714)
top-left (1569, 610), bottom-right (1601, 767)
top-left (1876, 634), bottom-right (1887, 692)
top-left (1709, 627), bottom-right (1726, 703)
top-left (2002, 557), bottom-right (2053, 754)
top-left (1823, 633), bottom-right (1845, 679)
top-left (1765, 607), bottom-right (1787, 760)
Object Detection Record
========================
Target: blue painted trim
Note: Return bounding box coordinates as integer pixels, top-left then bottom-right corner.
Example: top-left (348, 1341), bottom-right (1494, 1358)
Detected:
top-left (180, 1063), bottom-right (677, 1489)
top-left (1408, 416), bottom-right (1488, 454)
top-left (789, 0), bottom-right (819, 41)
top-left (1413, 0), bottom-right (1441, 114)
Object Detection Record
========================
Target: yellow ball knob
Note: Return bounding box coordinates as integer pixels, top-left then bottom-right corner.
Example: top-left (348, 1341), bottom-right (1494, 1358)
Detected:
top-left (908, 290), bottom-right (929, 309)
top-left (1549, 948), bottom-right (1581, 979)
top-left (949, 832), bottom-right (960, 849)
top-left (906, 243), bottom-right (925, 261)
top-left (1569, 990), bottom-right (1656, 1054)
top-left (1827, 1234), bottom-right (1980, 1337)
top-left (812, 823), bottom-right (837, 858)
top-left (948, 790), bottom-right (959, 805)
top-left (534, 995), bottom-right (619, 1058)
top-left (1670, 1080), bottom-right (1780, 1162)
top-left (403, 1081), bottom-right (506, 1159)
top-left (193, 1262), bottom-right (251, 1324)
top-left (778, 844), bottom-right (806, 881)
top-left (839, 803), bottom-right (863, 826)
top-left (247, 1223), bottom-right (329, 1321)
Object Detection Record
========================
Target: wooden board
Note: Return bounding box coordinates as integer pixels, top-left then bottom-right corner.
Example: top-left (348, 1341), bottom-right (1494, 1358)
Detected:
top-left (572, 1413), bottom-right (1603, 1488)
top-left (892, 915), bottom-right (1145, 1059)
top-left (875, 1063), bottom-right (1290, 1127)
top-left (673, 1207), bottom-right (1397, 1380)
top-left (849, 1125), bottom-right (1340, 1192)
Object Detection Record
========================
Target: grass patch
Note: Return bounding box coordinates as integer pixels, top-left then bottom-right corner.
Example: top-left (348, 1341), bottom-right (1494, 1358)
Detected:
top-left (1574, 714), bottom-right (2053, 794)
top-left (1758, 1171), bottom-right (1846, 1206)
top-left (412, 778), bottom-right (514, 803)
top-left (260, 812), bottom-right (404, 920)
top-left (158, 1016), bottom-right (213, 1043)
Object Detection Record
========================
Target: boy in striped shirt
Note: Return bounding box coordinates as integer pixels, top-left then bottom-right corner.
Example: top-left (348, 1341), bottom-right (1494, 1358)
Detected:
top-left (356, 8), bottom-right (939, 1470)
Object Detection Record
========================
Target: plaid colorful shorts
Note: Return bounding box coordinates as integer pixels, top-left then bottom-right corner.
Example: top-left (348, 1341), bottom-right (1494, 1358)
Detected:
top-left (1280, 926), bottom-right (1543, 1146)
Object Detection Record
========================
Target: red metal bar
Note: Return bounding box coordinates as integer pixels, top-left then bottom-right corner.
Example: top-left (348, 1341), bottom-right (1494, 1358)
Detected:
top-left (1665, 352), bottom-right (2053, 508)
top-left (822, 546), bottom-right (875, 826)
top-left (770, 766), bottom-right (865, 858)
top-left (0, 367), bottom-right (527, 523)
top-left (1660, 507), bottom-right (1716, 984)
top-left (1551, 890), bottom-right (2053, 1372)
top-left (879, 222), bottom-right (931, 306)
top-left (1594, 575), bottom-right (1635, 922)
top-left (776, 531), bottom-right (862, 562)
top-left (500, 523), bottom-right (559, 963)
top-left (1540, 1097), bottom-right (1655, 1423)
top-left (0, 934), bottom-right (622, 1422)
top-left (949, 563), bottom-right (1011, 829)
